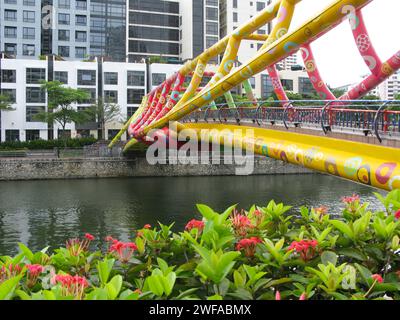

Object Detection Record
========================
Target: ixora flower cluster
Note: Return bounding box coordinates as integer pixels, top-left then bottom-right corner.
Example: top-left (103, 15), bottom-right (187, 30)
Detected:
top-left (1, 190), bottom-right (400, 301)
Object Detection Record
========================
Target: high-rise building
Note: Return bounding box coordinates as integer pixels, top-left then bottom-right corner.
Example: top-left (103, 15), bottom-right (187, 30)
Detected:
top-left (378, 70), bottom-right (400, 100)
top-left (1, 0), bottom-right (126, 61)
top-left (127, 0), bottom-right (180, 63)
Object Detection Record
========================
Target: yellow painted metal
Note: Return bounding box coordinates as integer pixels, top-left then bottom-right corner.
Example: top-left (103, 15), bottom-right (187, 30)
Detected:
top-left (244, 34), bottom-right (269, 41)
top-left (183, 123), bottom-right (400, 191)
top-left (108, 96), bottom-right (147, 148)
top-left (139, 0), bottom-right (372, 137)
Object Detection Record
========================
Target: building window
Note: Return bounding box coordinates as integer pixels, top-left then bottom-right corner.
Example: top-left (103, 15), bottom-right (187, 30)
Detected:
top-left (299, 77), bottom-right (314, 96)
top-left (127, 89), bottom-right (145, 104)
top-left (257, 2), bottom-right (266, 11)
top-left (23, 27), bottom-right (35, 39)
top-left (75, 47), bottom-right (87, 58)
top-left (233, 12), bottom-right (238, 23)
top-left (127, 106), bottom-right (137, 119)
top-left (77, 70), bottom-right (96, 85)
top-left (206, 7), bottom-right (218, 21)
top-left (104, 72), bottom-right (118, 85)
top-left (4, 9), bottom-right (17, 21)
top-left (4, 43), bottom-right (17, 55)
top-left (249, 77), bottom-right (256, 89)
top-left (5, 0), bottom-right (17, 3)
top-left (5, 130), bottom-right (19, 142)
top-left (4, 27), bottom-right (17, 39)
top-left (23, 0), bottom-right (35, 5)
top-left (58, 0), bottom-right (70, 9)
top-left (26, 130), bottom-right (40, 141)
top-left (127, 71), bottom-right (145, 86)
top-left (58, 130), bottom-right (71, 139)
top-left (206, 22), bottom-right (219, 35)
top-left (75, 31), bottom-right (87, 42)
top-left (233, 0), bottom-right (238, 8)
top-left (151, 73), bottom-right (166, 86)
top-left (23, 10), bottom-right (35, 23)
top-left (281, 79), bottom-right (294, 91)
top-left (78, 88), bottom-right (96, 104)
top-left (54, 71), bottom-right (68, 84)
top-left (75, 15), bottom-right (87, 26)
top-left (107, 129), bottom-right (119, 141)
top-left (58, 46), bottom-right (70, 57)
top-left (58, 13), bottom-right (70, 25)
top-left (206, 36), bottom-right (218, 49)
top-left (23, 44), bottom-right (35, 56)
top-left (26, 106), bottom-right (45, 122)
top-left (76, 0), bottom-right (87, 10)
top-left (261, 75), bottom-right (274, 98)
top-left (58, 30), bottom-right (70, 41)
top-left (1, 89), bottom-right (16, 103)
top-left (26, 87), bottom-right (46, 103)
top-left (26, 68), bottom-right (46, 84)
top-left (206, 0), bottom-right (218, 5)
top-left (1, 70), bottom-right (16, 83)
top-left (104, 90), bottom-right (118, 103)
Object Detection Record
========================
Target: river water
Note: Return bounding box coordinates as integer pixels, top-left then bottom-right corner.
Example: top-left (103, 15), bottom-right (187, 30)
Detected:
top-left (0, 175), bottom-right (386, 255)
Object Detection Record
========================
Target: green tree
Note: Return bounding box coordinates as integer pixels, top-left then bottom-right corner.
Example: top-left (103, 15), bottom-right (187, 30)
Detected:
top-left (0, 94), bottom-right (15, 142)
top-left (35, 81), bottom-right (91, 146)
top-left (88, 98), bottom-right (122, 140)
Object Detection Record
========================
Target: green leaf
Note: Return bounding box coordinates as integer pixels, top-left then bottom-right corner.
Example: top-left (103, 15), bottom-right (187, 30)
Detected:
top-left (0, 275), bottom-right (23, 300)
top-left (105, 275), bottom-right (123, 300)
top-left (18, 243), bottom-right (34, 262)
top-left (329, 220), bottom-right (354, 240)
top-left (97, 258), bottom-right (115, 286)
top-left (207, 294), bottom-right (223, 300)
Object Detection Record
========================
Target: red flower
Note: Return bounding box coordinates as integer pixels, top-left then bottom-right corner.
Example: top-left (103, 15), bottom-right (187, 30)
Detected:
top-left (394, 210), bottom-right (400, 220)
top-left (299, 292), bottom-right (307, 300)
top-left (143, 224), bottom-right (152, 229)
top-left (231, 212), bottom-right (254, 237)
top-left (275, 291), bottom-right (281, 300)
top-left (0, 264), bottom-right (23, 284)
top-left (109, 240), bottom-right (138, 263)
top-left (84, 233), bottom-right (95, 241)
top-left (288, 240), bottom-right (318, 261)
top-left (105, 236), bottom-right (115, 242)
top-left (54, 274), bottom-right (88, 300)
top-left (185, 219), bottom-right (205, 232)
top-left (236, 237), bottom-right (262, 257)
top-left (342, 194), bottom-right (360, 204)
top-left (314, 206), bottom-right (328, 216)
top-left (26, 264), bottom-right (44, 288)
top-left (371, 274), bottom-right (383, 283)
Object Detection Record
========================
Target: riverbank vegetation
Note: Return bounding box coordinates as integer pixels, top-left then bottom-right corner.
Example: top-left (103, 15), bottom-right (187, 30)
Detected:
top-left (0, 137), bottom-right (97, 150)
top-left (0, 190), bottom-right (399, 300)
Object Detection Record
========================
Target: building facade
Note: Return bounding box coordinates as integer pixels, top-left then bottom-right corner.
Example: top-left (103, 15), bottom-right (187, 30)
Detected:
top-left (378, 70), bottom-right (400, 100)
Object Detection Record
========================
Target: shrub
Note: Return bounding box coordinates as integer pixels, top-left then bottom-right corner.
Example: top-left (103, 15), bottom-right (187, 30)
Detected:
top-left (0, 190), bottom-right (399, 300)
top-left (0, 138), bottom-right (97, 150)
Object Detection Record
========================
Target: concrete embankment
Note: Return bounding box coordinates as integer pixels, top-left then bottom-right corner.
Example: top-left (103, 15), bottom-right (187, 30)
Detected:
top-left (0, 156), bottom-right (313, 181)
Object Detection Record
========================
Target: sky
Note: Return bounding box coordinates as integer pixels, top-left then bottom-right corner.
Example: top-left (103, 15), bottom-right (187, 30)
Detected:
top-left (288, 0), bottom-right (399, 88)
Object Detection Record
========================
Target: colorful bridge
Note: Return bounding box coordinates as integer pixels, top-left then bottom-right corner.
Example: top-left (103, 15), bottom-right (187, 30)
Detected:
top-left (109, 0), bottom-right (400, 191)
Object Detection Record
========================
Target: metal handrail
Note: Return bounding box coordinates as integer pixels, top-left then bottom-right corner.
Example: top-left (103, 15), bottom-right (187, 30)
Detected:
top-left (283, 102), bottom-right (294, 130)
top-left (321, 101), bottom-right (334, 134)
top-left (374, 101), bottom-right (391, 143)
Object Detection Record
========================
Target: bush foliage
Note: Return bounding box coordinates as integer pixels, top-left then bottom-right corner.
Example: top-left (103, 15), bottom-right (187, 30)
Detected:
top-left (0, 138), bottom-right (97, 150)
top-left (1, 190), bottom-right (400, 300)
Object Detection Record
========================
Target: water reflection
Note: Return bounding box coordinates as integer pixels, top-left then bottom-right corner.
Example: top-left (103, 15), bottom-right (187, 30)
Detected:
top-left (0, 175), bottom-right (386, 255)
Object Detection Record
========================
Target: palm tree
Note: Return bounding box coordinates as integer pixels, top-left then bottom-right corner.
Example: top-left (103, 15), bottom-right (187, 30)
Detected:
top-left (0, 94), bottom-right (15, 142)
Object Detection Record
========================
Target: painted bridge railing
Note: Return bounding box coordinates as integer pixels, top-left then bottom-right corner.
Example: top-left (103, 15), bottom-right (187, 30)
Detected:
top-left (181, 100), bottom-right (400, 143)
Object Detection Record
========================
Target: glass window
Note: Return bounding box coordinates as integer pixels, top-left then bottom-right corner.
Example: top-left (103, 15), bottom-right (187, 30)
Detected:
top-left (58, 0), bottom-right (70, 9)
top-left (4, 43), bottom-right (17, 55)
top-left (78, 88), bottom-right (96, 104)
top-left (75, 31), bottom-right (87, 42)
top-left (104, 90), bottom-right (118, 103)
top-left (75, 15), bottom-right (87, 26)
top-left (26, 68), bottom-right (46, 84)
top-left (129, 0), bottom-right (179, 14)
top-left (107, 130), bottom-right (119, 141)
top-left (233, 12), bottom-right (238, 23)
top-left (152, 73), bottom-right (166, 86)
top-left (5, 130), bottom-right (19, 142)
top-left (76, 0), bottom-right (87, 10)
top-left (54, 71), bottom-right (68, 84)
top-left (127, 89), bottom-right (145, 104)
top-left (206, 22), bottom-right (219, 35)
top-left (206, 0), bottom-right (218, 6)
top-left (128, 26), bottom-right (179, 42)
top-left (58, 130), bottom-right (71, 139)
top-left (26, 87), bottom-right (46, 103)
top-left (58, 46), bottom-right (70, 57)
top-left (206, 36), bottom-right (218, 49)
top-left (1, 89), bottom-right (16, 103)
top-left (128, 40), bottom-right (179, 55)
top-left (281, 79), bottom-right (294, 91)
top-left (127, 106), bottom-right (137, 119)
top-left (58, 13), bottom-right (70, 25)
top-left (257, 2), bottom-right (266, 11)
top-left (58, 30), bottom-right (70, 41)
top-left (5, 27), bottom-right (17, 38)
top-left (23, 27), bottom-right (35, 39)
top-left (22, 44), bottom-right (35, 57)
top-left (104, 72), bottom-right (118, 85)
top-left (129, 12), bottom-right (179, 28)
top-left (206, 7), bottom-right (218, 21)
top-left (23, 0), bottom-right (35, 5)
top-left (233, 0), bottom-right (238, 8)
top-left (75, 47), bottom-right (87, 58)
top-left (23, 10), bottom-right (35, 23)
top-left (127, 71), bottom-right (145, 86)
top-left (77, 70), bottom-right (96, 85)
top-left (299, 77), bottom-right (315, 96)
top-left (26, 130), bottom-right (41, 141)
top-left (261, 75), bottom-right (273, 98)
top-left (26, 106), bottom-right (45, 122)
top-left (1, 70), bottom-right (16, 83)
top-left (4, 9), bottom-right (17, 21)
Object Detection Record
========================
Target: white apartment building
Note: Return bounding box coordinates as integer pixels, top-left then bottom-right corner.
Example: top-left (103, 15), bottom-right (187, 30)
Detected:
top-left (378, 70), bottom-right (400, 100)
